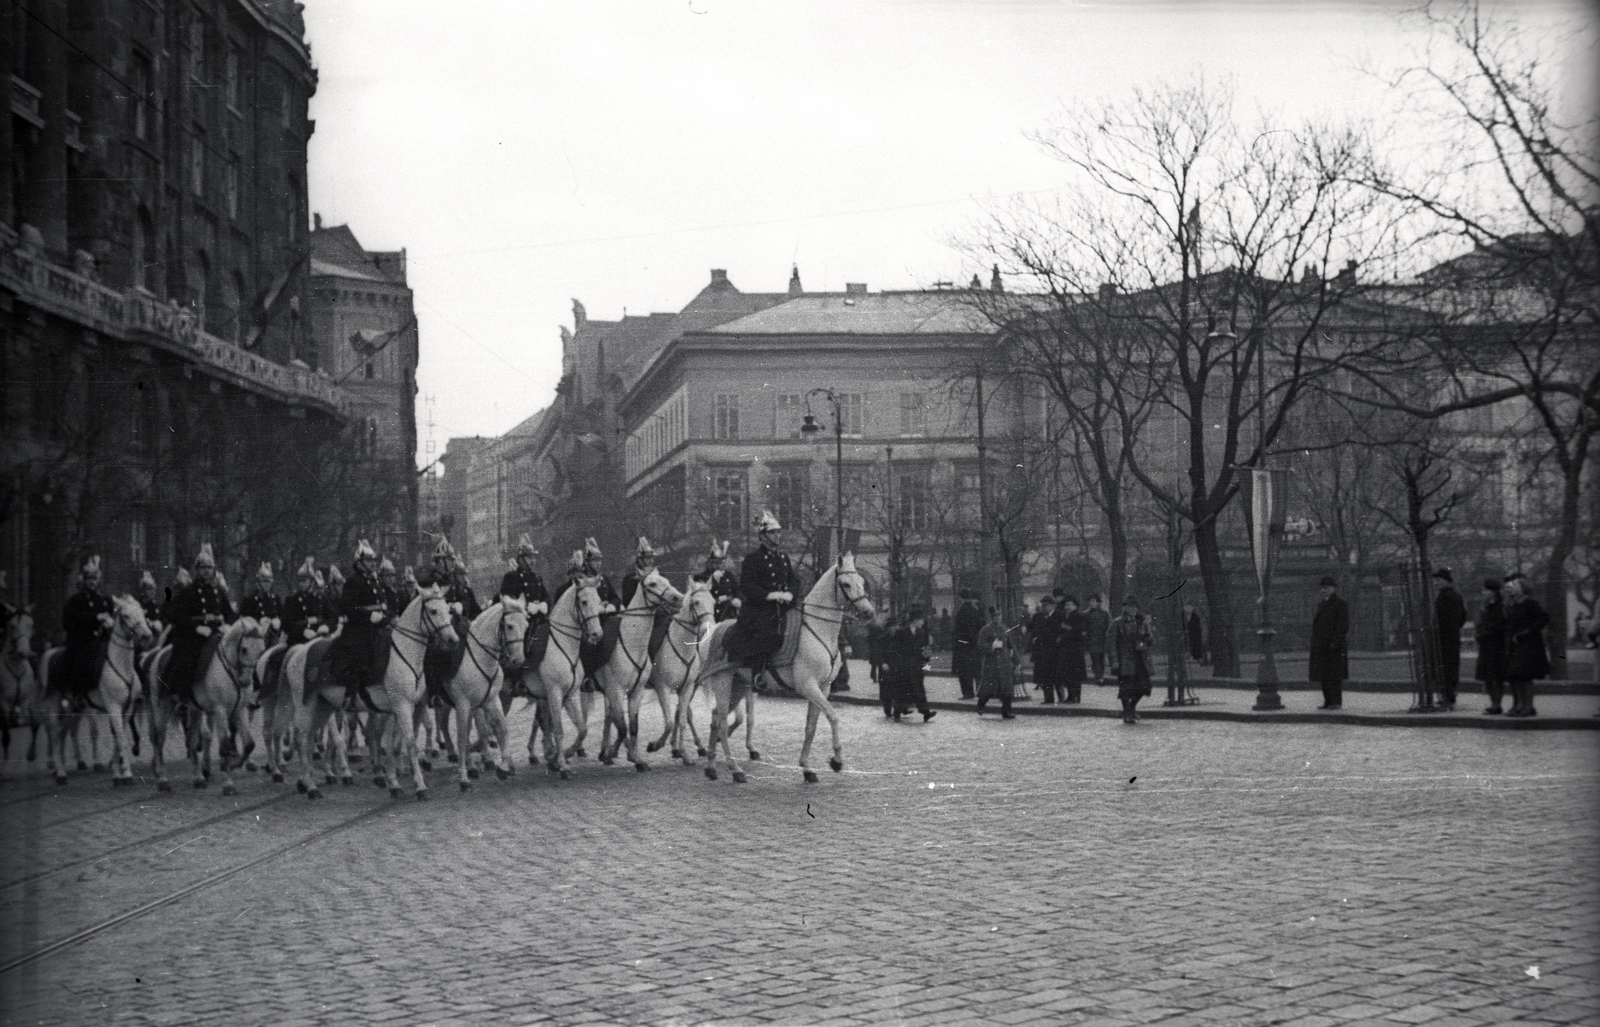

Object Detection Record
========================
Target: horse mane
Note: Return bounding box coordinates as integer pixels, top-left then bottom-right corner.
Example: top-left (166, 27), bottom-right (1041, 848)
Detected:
top-left (803, 561), bottom-right (840, 609)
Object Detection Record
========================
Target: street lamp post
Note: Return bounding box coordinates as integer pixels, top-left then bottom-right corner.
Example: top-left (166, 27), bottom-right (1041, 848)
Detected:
top-left (800, 388), bottom-right (846, 565)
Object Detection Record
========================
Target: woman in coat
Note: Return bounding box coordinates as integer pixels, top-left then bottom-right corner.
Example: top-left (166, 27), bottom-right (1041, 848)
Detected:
top-left (976, 606), bottom-right (1019, 719)
top-left (1503, 574), bottom-right (1549, 718)
top-left (1109, 596), bottom-right (1154, 724)
top-left (1473, 578), bottom-right (1509, 715)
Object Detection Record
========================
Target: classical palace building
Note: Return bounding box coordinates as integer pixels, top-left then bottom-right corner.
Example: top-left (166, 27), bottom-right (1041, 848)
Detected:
top-left (1, 0), bottom-right (359, 633)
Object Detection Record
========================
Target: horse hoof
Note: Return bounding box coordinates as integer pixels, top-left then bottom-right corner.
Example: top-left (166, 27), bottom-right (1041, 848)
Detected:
top-left (425, 749), bottom-right (440, 760)
top-left (460, 780), bottom-right (472, 792)
top-left (447, 753), bottom-right (459, 764)
top-left (341, 776), bottom-right (353, 787)
top-left (804, 770), bottom-right (819, 784)
top-left (646, 740), bottom-right (662, 753)
top-left (669, 749), bottom-right (683, 760)
top-left (696, 747), bottom-right (707, 758)
top-left (158, 780), bottom-right (172, 792)
top-left (575, 747), bottom-right (587, 758)
top-left (418, 759), bottom-right (433, 772)
top-left (245, 761), bottom-right (258, 773)
top-left (193, 779), bottom-right (208, 789)
top-left (222, 784), bottom-right (237, 796)
top-left (829, 757), bottom-right (844, 773)
top-left (748, 750), bottom-right (761, 761)
top-left (704, 767), bottom-right (718, 781)
top-left (496, 767), bottom-right (509, 781)
top-left (307, 788), bottom-right (322, 800)
top-left (634, 762), bottom-right (649, 773)
top-left (325, 774), bottom-right (336, 786)
top-left (389, 787), bottom-right (404, 799)
top-left (272, 772), bottom-right (284, 784)
top-left (92, 763), bottom-right (106, 773)
top-left (296, 779), bottom-right (308, 793)
top-left (599, 756), bottom-right (614, 767)
top-left (732, 771), bottom-right (747, 784)
top-left (467, 768), bottom-right (480, 780)
top-left (415, 790), bottom-right (429, 802)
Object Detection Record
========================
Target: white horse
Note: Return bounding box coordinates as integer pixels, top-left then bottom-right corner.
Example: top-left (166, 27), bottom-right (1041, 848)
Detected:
top-left (1, 605), bottom-right (39, 763)
top-left (646, 577), bottom-right (716, 761)
top-left (520, 577), bottom-right (603, 780)
top-left (591, 569), bottom-right (684, 771)
top-left (442, 597), bottom-right (529, 791)
top-left (40, 596), bottom-right (154, 786)
top-left (286, 586), bottom-right (457, 800)
top-left (147, 617), bottom-right (268, 793)
top-left (697, 553), bottom-right (873, 784)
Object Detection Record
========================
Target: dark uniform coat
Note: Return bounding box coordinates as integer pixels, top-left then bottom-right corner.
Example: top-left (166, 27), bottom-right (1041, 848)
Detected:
top-left (883, 623), bottom-right (931, 711)
top-left (732, 544), bottom-right (801, 666)
top-left (239, 591), bottom-right (281, 624)
top-left (137, 594), bottom-right (164, 644)
top-left (1504, 595), bottom-right (1551, 681)
top-left (1027, 607), bottom-right (1057, 686)
top-left (951, 601), bottom-right (983, 680)
top-left (1084, 606), bottom-right (1111, 655)
top-left (1473, 596), bottom-right (1508, 683)
top-left (61, 588), bottom-right (116, 698)
top-left (281, 588), bottom-right (331, 644)
top-left (1435, 584), bottom-right (1467, 681)
top-left (693, 568), bottom-right (740, 622)
top-left (499, 566), bottom-right (550, 613)
top-left (444, 572), bottom-right (482, 622)
top-left (331, 567), bottom-right (388, 693)
top-left (1057, 608), bottom-right (1088, 686)
top-left (164, 579), bottom-right (237, 699)
top-left (621, 567), bottom-right (673, 657)
top-left (1308, 593), bottom-right (1350, 684)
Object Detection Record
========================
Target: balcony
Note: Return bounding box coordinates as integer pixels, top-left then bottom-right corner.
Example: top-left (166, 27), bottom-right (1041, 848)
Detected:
top-left (0, 229), bottom-right (354, 420)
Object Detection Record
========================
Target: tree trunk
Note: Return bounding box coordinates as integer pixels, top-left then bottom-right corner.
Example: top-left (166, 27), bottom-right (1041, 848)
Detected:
top-left (1193, 517), bottom-right (1239, 677)
top-left (1102, 472), bottom-right (1129, 610)
top-left (1543, 462), bottom-right (1581, 679)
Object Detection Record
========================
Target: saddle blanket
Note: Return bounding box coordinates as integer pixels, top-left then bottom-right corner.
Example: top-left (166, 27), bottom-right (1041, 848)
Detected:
top-left (701, 607), bottom-right (805, 681)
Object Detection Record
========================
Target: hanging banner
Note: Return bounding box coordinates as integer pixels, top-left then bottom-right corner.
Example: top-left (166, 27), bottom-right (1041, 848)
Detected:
top-left (1250, 467), bottom-right (1288, 595)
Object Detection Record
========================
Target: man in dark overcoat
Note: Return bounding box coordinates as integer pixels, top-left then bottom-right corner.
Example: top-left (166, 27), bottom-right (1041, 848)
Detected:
top-left (951, 589), bottom-right (983, 699)
top-left (693, 540), bottom-right (740, 622)
top-left (1084, 594), bottom-right (1112, 684)
top-left (1309, 575), bottom-right (1350, 710)
top-left (164, 544), bottom-right (237, 703)
top-left (1474, 578), bottom-right (1509, 714)
top-left (1057, 594), bottom-right (1089, 704)
top-left (1028, 595), bottom-right (1060, 703)
top-left (1503, 573), bottom-right (1550, 718)
top-left (60, 554), bottom-right (116, 704)
top-left (729, 510), bottom-right (800, 678)
top-left (1432, 567), bottom-right (1467, 711)
top-left (281, 558), bottom-right (331, 646)
top-left (883, 607), bottom-right (936, 722)
top-left (329, 540), bottom-right (388, 698)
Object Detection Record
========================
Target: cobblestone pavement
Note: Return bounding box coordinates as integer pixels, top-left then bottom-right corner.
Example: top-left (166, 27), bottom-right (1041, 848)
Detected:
top-left (2, 694), bottom-right (1596, 1027)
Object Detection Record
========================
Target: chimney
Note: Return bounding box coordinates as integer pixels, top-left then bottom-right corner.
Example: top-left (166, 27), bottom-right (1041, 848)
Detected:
top-left (990, 264), bottom-right (1004, 293)
top-left (1098, 282), bottom-right (1117, 301)
top-left (313, 212), bottom-right (322, 231)
top-left (1335, 259), bottom-right (1358, 284)
top-left (571, 298), bottom-right (587, 326)
top-left (788, 265), bottom-right (803, 297)
top-left (845, 283), bottom-right (867, 295)
top-left (709, 269), bottom-right (731, 289)
top-left (970, 274), bottom-right (982, 289)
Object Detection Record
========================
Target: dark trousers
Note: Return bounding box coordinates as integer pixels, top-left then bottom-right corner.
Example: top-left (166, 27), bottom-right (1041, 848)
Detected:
top-left (879, 669), bottom-right (897, 717)
top-left (1482, 676), bottom-right (1505, 711)
top-left (1036, 658), bottom-right (1058, 703)
top-left (976, 690), bottom-right (1012, 717)
top-left (953, 648), bottom-right (977, 698)
top-left (1319, 678), bottom-right (1343, 708)
top-left (1089, 651), bottom-right (1107, 682)
top-left (1438, 642), bottom-right (1461, 705)
top-left (897, 673), bottom-right (931, 718)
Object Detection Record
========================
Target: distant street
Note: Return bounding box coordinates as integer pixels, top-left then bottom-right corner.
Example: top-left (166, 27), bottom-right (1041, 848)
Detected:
top-left (3, 697), bottom-right (1596, 1026)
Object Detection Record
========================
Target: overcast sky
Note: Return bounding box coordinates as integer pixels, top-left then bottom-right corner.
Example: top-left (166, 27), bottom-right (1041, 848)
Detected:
top-left (299, 0), bottom-right (1593, 460)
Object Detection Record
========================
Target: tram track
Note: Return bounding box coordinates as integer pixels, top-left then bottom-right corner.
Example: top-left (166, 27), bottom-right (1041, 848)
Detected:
top-left (0, 798), bottom-right (393, 977)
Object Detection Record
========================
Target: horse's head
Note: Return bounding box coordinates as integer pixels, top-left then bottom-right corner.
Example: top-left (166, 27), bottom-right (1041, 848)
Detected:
top-left (418, 584), bottom-right (459, 648)
top-left (642, 568), bottom-right (684, 616)
top-left (497, 596), bottom-right (529, 671)
top-left (573, 576), bottom-right (605, 646)
top-left (111, 594), bottom-right (154, 648)
top-left (5, 605), bottom-right (35, 658)
top-left (235, 616), bottom-right (268, 670)
top-left (835, 553), bottom-right (874, 619)
top-left (683, 575), bottom-right (715, 629)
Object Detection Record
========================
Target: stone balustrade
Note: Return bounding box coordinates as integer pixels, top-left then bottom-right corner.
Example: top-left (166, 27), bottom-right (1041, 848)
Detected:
top-left (0, 235), bottom-right (354, 420)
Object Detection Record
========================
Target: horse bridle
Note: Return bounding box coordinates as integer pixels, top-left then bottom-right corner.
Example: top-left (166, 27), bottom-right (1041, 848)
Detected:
top-left (659, 589), bottom-right (714, 691)
top-left (795, 567), bottom-right (871, 671)
top-left (544, 585), bottom-right (602, 682)
top-left (99, 603), bottom-right (150, 695)
top-left (388, 595), bottom-right (456, 686)
top-left (611, 576), bottom-right (682, 688)
top-left (463, 605), bottom-right (527, 686)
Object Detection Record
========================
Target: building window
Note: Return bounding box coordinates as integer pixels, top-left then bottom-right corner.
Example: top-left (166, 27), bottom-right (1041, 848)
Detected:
top-left (129, 519), bottom-right (146, 568)
top-left (131, 55), bottom-right (152, 141)
top-left (899, 391), bottom-right (926, 436)
top-left (189, 133), bottom-right (204, 198)
top-left (224, 162), bottom-right (238, 220)
top-left (130, 208), bottom-right (149, 290)
top-left (225, 48), bottom-right (240, 111)
top-left (898, 469), bottom-right (931, 533)
top-left (840, 393), bottom-right (864, 437)
top-left (129, 391), bottom-right (145, 448)
top-left (957, 467), bottom-right (982, 526)
top-left (713, 393), bottom-right (740, 441)
top-left (713, 472), bottom-right (745, 538)
top-left (841, 465), bottom-right (877, 520)
top-left (365, 359), bottom-right (374, 379)
top-left (776, 393), bottom-right (803, 438)
top-left (769, 467), bottom-right (809, 535)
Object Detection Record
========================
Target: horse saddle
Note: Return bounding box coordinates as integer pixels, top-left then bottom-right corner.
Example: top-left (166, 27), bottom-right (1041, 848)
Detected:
top-left (773, 607), bottom-right (804, 668)
top-left (580, 617), bottom-right (622, 678)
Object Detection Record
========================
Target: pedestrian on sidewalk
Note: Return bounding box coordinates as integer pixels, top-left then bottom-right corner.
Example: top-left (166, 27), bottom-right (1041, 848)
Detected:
top-left (1057, 594), bottom-right (1088, 704)
top-left (1183, 602), bottom-right (1206, 665)
top-left (952, 589), bottom-right (983, 699)
top-left (1085, 594), bottom-right (1111, 685)
top-left (1310, 575), bottom-right (1349, 710)
top-left (885, 607), bottom-right (936, 722)
top-left (1028, 595), bottom-right (1060, 703)
top-left (1474, 578), bottom-right (1509, 715)
top-left (868, 611), bottom-right (893, 716)
top-left (976, 606), bottom-right (1018, 719)
top-left (1110, 595), bottom-right (1154, 723)
top-left (1503, 573), bottom-right (1550, 718)
top-left (1433, 567), bottom-right (1467, 711)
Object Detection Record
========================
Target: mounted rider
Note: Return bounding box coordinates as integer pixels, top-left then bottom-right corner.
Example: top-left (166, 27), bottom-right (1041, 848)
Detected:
top-left (135, 570), bottom-right (164, 641)
top-left (238, 562), bottom-right (282, 641)
top-left (328, 540), bottom-right (388, 701)
top-left (621, 536), bottom-right (672, 658)
top-left (499, 535), bottom-right (550, 614)
top-left (431, 537), bottom-right (481, 622)
top-left (60, 554), bottom-right (116, 704)
top-left (728, 511), bottom-right (801, 680)
top-left (378, 557), bottom-right (406, 617)
top-left (401, 566), bottom-right (419, 607)
top-left (163, 544), bottom-right (238, 704)
top-left (693, 539), bottom-right (741, 622)
top-left (553, 537), bottom-right (622, 679)
top-left (280, 558), bottom-right (332, 645)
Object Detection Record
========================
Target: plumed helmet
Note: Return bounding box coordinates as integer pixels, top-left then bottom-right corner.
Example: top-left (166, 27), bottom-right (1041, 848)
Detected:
top-left (327, 565), bottom-right (345, 586)
top-left (256, 561), bottom-right (274, 580)
top-left (518, 534), bottom-right (538, 559)
top-left (296, 556), bottom-right (317, 581)
top-left (433, 537), bottom-right (457, 562)
top-left (80, 554), bottom-right (102, 574)
top-left (379, 556), bottom-right (396, 575)
top-left (507, 558), bottom-right (517, 571)
top-left (568, 549), bottom-right (585, 573)
top-left (402, 565), bottom-right (417, 586)
top-left (313, 569), bottom-right (325, 588)
top-left (214, 572), bottom-right (229, 593)
top-left (583, 537), bottom-right (602, 560)
top-left (636, 536), bottom-right (655, 560)
top-left (354, 539), bottom-right (378, 562)
top-left (755, 510), bottom-right (781, 533)
top-left (175, 567), bottom-right (193, 587)
top-left (194, 543), bottom-right (216, 568)
top-left (709, 539), bottom-right (729, 560)
top-left (138, 570), bottom-right (157, 591)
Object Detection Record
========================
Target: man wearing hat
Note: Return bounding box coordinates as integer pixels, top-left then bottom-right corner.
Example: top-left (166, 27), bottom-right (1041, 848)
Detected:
top-left (1309, 575), bottom-right (1350, 710)
top-left (164, 543), bottom-right (237, 703)
top-left (60, 554), bottom-right (117, 704)
top-left (1027, 594), bottom-right (1060, 703)
top-left (728, 511), bottom-right (801, 679)
top-left (239, 562), bottom-right (282, 638)
top-left (500, 535), bottom-right (550, 617)
top-left (330, 540), bottom-right (389, 699)
top-left (621, 537), bottom-right (673, 658)
top-left (693, 540), bottom-right (740, 623)
top-left (883, 607), bottom-right (937, 722)
top-left (281, 558), bottom-right (331, 645)
top-left (1433, 567), bottom-right (1467, 711)
top-left (952, 588), bottom-right (983, 699)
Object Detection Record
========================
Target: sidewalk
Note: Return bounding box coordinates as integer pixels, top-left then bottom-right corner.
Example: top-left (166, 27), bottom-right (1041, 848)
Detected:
top-left (829, 660), bottom-right (1600, 729)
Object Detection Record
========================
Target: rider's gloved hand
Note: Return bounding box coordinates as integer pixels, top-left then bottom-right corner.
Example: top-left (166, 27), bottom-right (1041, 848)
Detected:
top-left (450, 602), bottom-right (464, 616)
top-left (196, 625), bottom-right (212, 637)
top-left (97, 612), bottom-right (115, 629)
top-left (316, 625), bottom-right (329, 636)
top-left (369, 610), bottom-right (385, 624)
top-left (303, 628), bottom-right (317, 640)
top-left (731, 598), bottom-right (742, 609)
top-left (766, 591), bottom-right (784, 602)
top-left (270, 617), bottom-right (282, 631)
